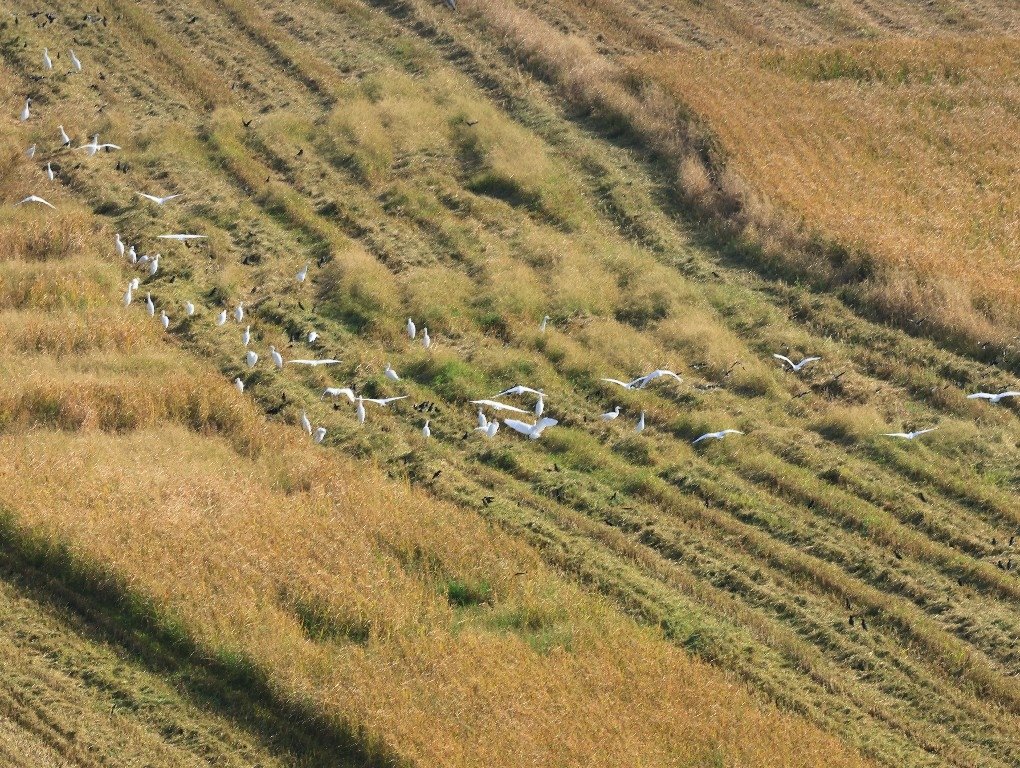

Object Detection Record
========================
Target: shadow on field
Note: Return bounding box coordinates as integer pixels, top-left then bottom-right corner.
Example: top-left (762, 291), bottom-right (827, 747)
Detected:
top-left (0, 511), bottom-right (401, 768)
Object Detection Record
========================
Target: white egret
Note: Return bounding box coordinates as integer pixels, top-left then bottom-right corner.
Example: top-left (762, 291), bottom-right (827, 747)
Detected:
top-left (69, 49), bottom-right (82, 72)
top-left (160, 310), bottom-right (170, 330)
top-left (301, 410), bottom-right (312, 435)
top-left (234, 377), bottom-right (245, 393)
top-left (535, 393), bottom-right (545, 417)
top-left (356, 398), bottom-right (366, 424)
top-left (128, 245), bottom-right (137, 263)
top-left (242, 325), bottom-right (251, 346)
top-left (422, 328), bottom-right (431, 349)
top-left (504, 417), bottom-right (558, 440)
top-left (79, 135), bottom-right (121, 156)
top-left (495, 384), bottom-right (543, 397)
top-left (58, 125), bottom-right (70, 147)
top-left (384, 363), bottom-right (400, 381)
top-left (601, 376), bottom-right (645, 391)
top-left (233, 303), bottom-right (243, 323)
top-left (269, 346), bottom-right (284, 369)
top-left (130, 278), bottom-right (140, 291)
top-left (19, 98), bottom-right (31, 122)
top-left (773, 354), bottom-right (821, 373)
top-left (185, 301), bottom-right (195, 316)
top-left (406, 317), bottom-right (416, 339)
top-left (883, 428), bottom-right (938, 440)
top-left (636, 369), bottom-right (682, 388)
top-left (42, 48), bottom-right (52, 70)
top-left (157, 234), bottom-right (206, 241)
top-left (137, 192), bottom-right (182, 206)
top-left (246, 350), bottom-right (258, 368)
top-left (422, 420), bottom-right (431, 438)
top-left (215, 310), bottom-right (227, 326)
top-left (322, 387), bottom-right (356, 402)
top-left (307, 330), bottom-right (318, 343)
top-left (45, 162), bottom-right (54, 181)
top-left (296, 262), bottom-right (309, 283)
top-left (147, 254), bottom-right (160, 277)
top-left (470, 399), bottom-right (529, 414)
top-left (14, 195), bottom-right (56, 209)
top-left (967, 391), bottom-right (1020, 404)
top-left (476, 409), bottom-right (488, 429)
top-left (540, 315), bottom-right (550, 333)
top-left (26, 144), bottom-right (36, 159)
top-left (122, 284), bottom-right (133, 307)
top-left (313, 427), bottom-right (327, 444)
top-left (145, 293), bottom-right (155, 317)
top-left (115, 233), bottom-right (125, 257)
top-left (288, 358), bottom-right (341, 366)
top-left (601, 405), bottom-right (621, 421)
top-left (636, 411), bottom-right (645, 433)
top-left (475, 419), bottom-right (499, 438)
top-left (693, 429), bottom-right (744, 445)
top-left (362, 395), bottom-right (409, 406)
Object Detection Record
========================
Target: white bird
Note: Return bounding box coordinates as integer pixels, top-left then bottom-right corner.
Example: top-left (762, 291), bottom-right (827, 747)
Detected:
top-left (42, 48), bottom-right (52, 70)
top-left (313, 427), bottom-right (327, 444)
top-left (475, 419), bottom-right (499, 438)
top-left (602, 406), bottom-right (621, 421)
top-left (122, 284), bottom-right (133, 307)
top-left (233, 303), bottom-right (243, 323)
top-left (477, 409), bottom-right (488, 429)
top-left (422, 327), bottom-right (431, 349)
top-left (160, 310), bottom-right (170, 330)
top-left (19, 98), bottom-right (30, 122)
top-left (234, 377), bottom-right (245, 393)
top-left (967, 391), bottom-right (1020, 404)
top-left (14, 194), bottom-right (55, 209)
top-left (79, 135), bottom-right (121, 156)
top-left (114, 233), bottom-right (125, 257)
top-left (636, 411), bottom-right (645, 433)
top-left (322, 387), bottom-right (356, 402)
top-left (185, 301), bottom-right (195, 316)
top-left (356, 398), bottom-right (366, 424)
top-left (422, 420), bottom-right (431, 438)
top-left (693, 429), bottom-right (744, 445)
top-left (495, 384), bottom-right (544, 397)
top-left (137, 192), bottom-right (182, 206)
top-left (269, 346), bottom-right (284, 369)
top-left (46, 162), bottom-right (54, 181)
top-left (504, 417), bottom-right (558, 440)
top-left (129, 278), bottom-right (140, 291)
top-left (301, 410), bottom-right (312, 435)
top-left (147, 254), bottom-right (160, 277)
top-left (535, 393), bottom-right (545, 417)
top-left (242, 325), bottom-right (251, 346)
top-left (58, 125), bottom-right (71, 147)
top-left (601, 376), bottom-right (646, 391)
top-left (361, 395), bottom-right (409, 406)
top-left (246, 350), bottom-right (258, 368)
top-left (307, 330), bottom-right (318, 343)
top-left (406, 318), bottom-right (416, 339)
top-left (296, 262), bottom-right (309, 283)
top-left (288, 358), bottom-right (341, 367)
top-left (773, 354), bottom-right (821, 373)
top-left (26, 144), bottom-right (36, 159)
top-left (145, 293), bottom-right (155, 317)
top-left (384, 363), bottom-right (400, 381)
top-left (540, 315), bottom-right (550, 333)
top-left (128, 245), bottom-right (137, 263)
top-left (69, 49), bottom-right (82, 72)
top-left (470, 399), bottom-right (529, 414)
top-left (636, 369), bottom-right (682, 388)
top-left (215, 310), bottom-right (227, 326)
top-left (156, 233), bottom-right (206, 241)
top-left (883, 428), bottom-right (938, 440)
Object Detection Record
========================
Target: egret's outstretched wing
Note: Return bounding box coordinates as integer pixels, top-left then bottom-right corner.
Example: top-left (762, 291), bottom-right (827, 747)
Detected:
top-left (495, 384), bottom-right (543, 397)
top-left (15, 195), bottom-right (56, 209)
top-left (502, 419), bottom-right (533, 436)
top-left (772, 354), bottom-right (794, 368)
top-left (289, 359), bottom-right (341, 366)
top-left (967, 392), bottom-right (995, 400)
top-left (363, 395), bottom-right (409, 406)
top-left (470, 399), bottom-right (529, 414)
top-left (322, 387), bottom-right (356, 402)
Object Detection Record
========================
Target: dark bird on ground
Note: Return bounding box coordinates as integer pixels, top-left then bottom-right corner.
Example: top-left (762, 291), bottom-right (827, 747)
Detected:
top-left (242, 118), bottom-right (252, 127)
top-left (482, 496), bottom-right (494, 506)
top-left (432, 470), bottom-right (442, 480)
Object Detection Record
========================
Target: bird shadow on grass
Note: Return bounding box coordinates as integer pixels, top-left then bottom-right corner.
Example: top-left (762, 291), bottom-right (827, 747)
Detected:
top-left (0, 510), bottom-right (402, 768)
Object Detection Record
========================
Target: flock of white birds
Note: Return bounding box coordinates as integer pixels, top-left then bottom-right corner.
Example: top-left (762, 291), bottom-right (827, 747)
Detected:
top-left (13, 44), bottom-right (1020, 452)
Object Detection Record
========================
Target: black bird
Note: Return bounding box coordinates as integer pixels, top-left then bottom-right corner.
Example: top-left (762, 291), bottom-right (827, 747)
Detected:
top-left (992, 537), bottom-right (998, 546)
top-left (893, 549), bottom-right (903, 560)
top-left (265, 176), bottom-right (270, 183)
top-left (432, 470), bottom-right (442, 480)
top-left (98, 71), bottom-right (105, 80)
top-left (848, 615), bottom-right (854, 627)
top-left (296, 148), bottom-right (304, 157)
top-left (844, 597), bottom-right (852, 610)
top-left (860, 617), bottom-right (867, 630)
top-left (1010, 535), bottom-right (1016, 547)
top-left (242, 118), bottom-right (252, 127)
top-left (482, 496), bottom-right (494, 506)
top-left (958, 577), bottom-right (964, 586)
top-left (513, 571), bottom-right (526, 577)
top-left (187, 15), bottom-right (198, 23)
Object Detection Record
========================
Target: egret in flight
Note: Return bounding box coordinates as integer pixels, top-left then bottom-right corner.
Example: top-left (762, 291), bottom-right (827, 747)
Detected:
top-left (636, 369), bottom-right (682, 388)
top-left (693, 429), bottom-right (743, 444)
top-left (495, 384), bottom-right (544, 398)
top-left (157, 234), bottom-right (206, 241)
top-left (79, 135), bottom-right (121, 156)
top-left (14, 195), bottom-right (56, 209)
top-left (288, 358), bottom-right (341, 367)
top-left (967, 391), bottom-right (1020, 404)
top-left (773, 354), bottom-right (821, 373)
top-left (883, 428), bottom-right (937, 440)
top-left (601, 376), bottom-right (646, 391)
top-left (323, 387), bottom-right (356, 402)
top-left (137, 192), bottom-right (182, 206)
top-left (504, 417), bottom-right (558, 440)
top-left (470, 399), bottom-right (529, 414)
